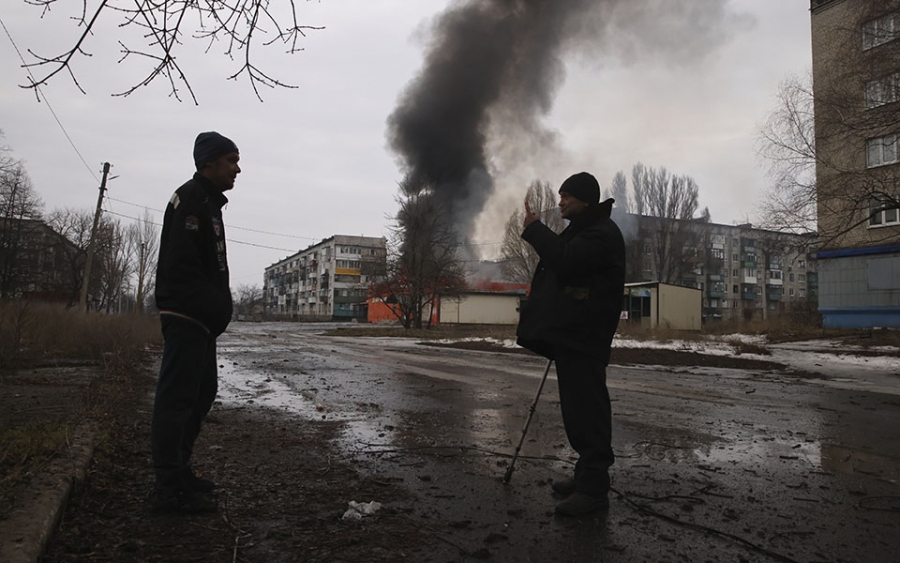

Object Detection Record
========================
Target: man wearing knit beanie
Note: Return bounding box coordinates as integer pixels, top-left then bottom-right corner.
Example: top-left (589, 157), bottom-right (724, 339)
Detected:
top-left (151, 131), bottom-right (240, 513)
top-left (516, 171), bottom-right (626, 516)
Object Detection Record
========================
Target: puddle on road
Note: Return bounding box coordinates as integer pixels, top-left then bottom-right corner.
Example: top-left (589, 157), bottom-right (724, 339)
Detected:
top-left (216, 360), bottom-right (401, 454)
top-left (626, 433), bottom-right (900, 484)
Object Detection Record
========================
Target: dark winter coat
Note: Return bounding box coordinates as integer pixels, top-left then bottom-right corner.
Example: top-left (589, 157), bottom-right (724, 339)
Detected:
top-left (516, 199), bottom-right (625, 364)
top-left (155, 173), bottom-right (233, 336)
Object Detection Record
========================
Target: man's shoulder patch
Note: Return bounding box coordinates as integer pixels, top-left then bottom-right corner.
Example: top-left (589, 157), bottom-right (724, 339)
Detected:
top-left (169, 193), bottom-right (181, 209)
top-left (185, 215), bottom-right (200, 231)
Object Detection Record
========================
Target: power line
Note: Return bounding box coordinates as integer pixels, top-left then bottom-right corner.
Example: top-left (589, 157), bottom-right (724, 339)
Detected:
top-left (103, 209), bottom-right (297, 252)
top-left (0, 15), bottom-right (100, 184)
top-left (105, 195), bottom-right (325, 241)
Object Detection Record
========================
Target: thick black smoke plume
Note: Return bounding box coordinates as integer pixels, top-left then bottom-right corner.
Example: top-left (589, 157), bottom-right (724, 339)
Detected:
top-left (388, 0), bottom-right (752, 247)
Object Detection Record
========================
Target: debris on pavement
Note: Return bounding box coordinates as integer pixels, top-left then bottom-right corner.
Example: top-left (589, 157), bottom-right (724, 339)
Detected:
top-left (342, 500), bottom-right (383, 520)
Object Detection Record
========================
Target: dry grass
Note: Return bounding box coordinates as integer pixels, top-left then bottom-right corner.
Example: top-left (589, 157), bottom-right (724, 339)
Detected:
top-left (0, 301), bottom-right (161, 368)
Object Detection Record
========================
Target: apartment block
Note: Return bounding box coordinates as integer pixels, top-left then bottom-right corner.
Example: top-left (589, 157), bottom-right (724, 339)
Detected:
top-left (628, 217), bottom-right (818, 322)
top-left (811, 0), bottom-right (900, 328)
top-left (263, 235), bottom-right (386, 321)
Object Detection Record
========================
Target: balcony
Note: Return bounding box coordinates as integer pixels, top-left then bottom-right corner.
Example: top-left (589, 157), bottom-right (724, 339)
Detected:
top-left (741, 284), bottom-right (759, 301)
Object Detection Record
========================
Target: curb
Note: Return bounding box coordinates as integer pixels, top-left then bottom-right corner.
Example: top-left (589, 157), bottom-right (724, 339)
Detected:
top-left (0, 424), bottom-right (96, 563)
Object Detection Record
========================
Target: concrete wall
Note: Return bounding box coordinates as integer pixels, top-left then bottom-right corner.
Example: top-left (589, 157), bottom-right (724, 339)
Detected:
top-left (658, 284), bottom-right (703, 330)
top-left (624, 283), bottom-right (702, 330)
top-left (439, 293), bottom-right (520, 325)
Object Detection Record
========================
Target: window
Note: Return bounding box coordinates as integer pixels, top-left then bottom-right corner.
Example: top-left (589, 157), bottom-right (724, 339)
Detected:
top-left (790, 288), bottom-right (795, 297)
top-left (789, 273), bottom-right (795, 282)
top-left (799, 289), bottom-right (806, 298)
top-left (732, 269), bottom-right (738, 278)
top-left (732, 285), bottom-right (739, 293)
top-left (870, 195), bottom-right (900, 227)
top-left (798, 259), bottom-right (806, 269)
top-left (863, 12), bottom-right (900, 50)
top-left (867, 134), bottom-right (900, 168)
top-left (799, 274), bottom-right (806, 282)
top-left (711, 248), bottom-right (725, 260)
top-left (732, 254), bottom-right (739, 262)
top-left (866, 73), bottom-right (900, 109)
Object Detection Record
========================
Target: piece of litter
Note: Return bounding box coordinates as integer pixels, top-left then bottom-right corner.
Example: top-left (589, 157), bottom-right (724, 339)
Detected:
top-left (342, 500), bottom-right (383, 520)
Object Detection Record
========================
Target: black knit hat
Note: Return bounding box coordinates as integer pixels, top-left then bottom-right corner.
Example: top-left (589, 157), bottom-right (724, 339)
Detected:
top-left (559, 172), bottom-right (600, 204)
top-left (193, 131), bottom-right (239, 170)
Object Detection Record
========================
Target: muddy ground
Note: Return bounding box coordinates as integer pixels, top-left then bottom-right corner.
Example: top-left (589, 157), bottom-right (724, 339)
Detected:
top-left (2, 324), bottom-right (898, 562)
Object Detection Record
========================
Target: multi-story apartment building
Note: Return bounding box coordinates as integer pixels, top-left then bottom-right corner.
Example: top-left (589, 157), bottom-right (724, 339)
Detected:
top-left (0, 218), bottom-right (82, 302)
top-left (628, 217), bottom-right (818, 322)
top-left (263, 235), bottom-right (386, 321)
top-left (811, 0), bottom-right (900, 328)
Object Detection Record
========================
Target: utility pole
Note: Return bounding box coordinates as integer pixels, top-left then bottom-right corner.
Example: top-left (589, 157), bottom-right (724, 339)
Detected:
top-left (80, 162), bottom-right (110, 313)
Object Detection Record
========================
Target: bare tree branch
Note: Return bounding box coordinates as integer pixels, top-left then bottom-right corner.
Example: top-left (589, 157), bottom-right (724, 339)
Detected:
top-left (17, 0), bottom-right (324, 101)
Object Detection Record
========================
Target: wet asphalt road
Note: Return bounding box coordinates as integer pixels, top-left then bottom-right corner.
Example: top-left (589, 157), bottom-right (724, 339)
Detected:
top-left (215, 322), bottom-right (900, 563)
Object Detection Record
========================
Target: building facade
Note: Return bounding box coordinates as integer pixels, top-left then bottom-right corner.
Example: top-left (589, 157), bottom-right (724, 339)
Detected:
top-left (627, 217), bottom-right (818, 323)
top-left (811, 0), bottom-right (900, 328)
top-left (263, 235), bottom-right (386, 321)
top-left (0, 218), bottom-right (82, 302)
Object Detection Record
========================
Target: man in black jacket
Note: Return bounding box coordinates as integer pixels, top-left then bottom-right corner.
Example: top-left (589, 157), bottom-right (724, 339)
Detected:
top-left (516, 171), bottom-right (625, 516)
top-left (151, 132), bottom-right (239, 513)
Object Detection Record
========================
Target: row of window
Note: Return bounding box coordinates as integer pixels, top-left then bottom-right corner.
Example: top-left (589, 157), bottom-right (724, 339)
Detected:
top-left (709, 290), bottom-right (808, 310)
top-left (863, 11), bottom-right (900, 231)
top-left (338, 246), bottom-right (380, 256)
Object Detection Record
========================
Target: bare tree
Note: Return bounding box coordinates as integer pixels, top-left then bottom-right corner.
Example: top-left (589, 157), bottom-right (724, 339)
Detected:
top-left (0, 142), bottom-right (44, 298)
top-left (126, 210), bottom-right (158, 312)
top-left (18, 0), bottom-right (324, 102)
top-left (756, 74), bottom-right (818, 234)
top-left (610, 171), bottom-right (630, 214)
top-left (631, 164), bottom-right (708, 286)
top-left (45, 207), bottom-right (93, 303)
top-left (92, 217), bottom-right (131, 312)
top-left (499, 180), bottom-right (565, 284)
top-left (233, 284), bottom-right (263, 320)
top-left (373, 175), bottom-right (467, 329)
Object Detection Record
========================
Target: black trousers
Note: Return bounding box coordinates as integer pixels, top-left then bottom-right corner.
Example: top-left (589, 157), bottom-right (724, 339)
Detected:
top-left (151, 316), bottom-right (218, 493)
top-left (554, 347), bottom-right (614, 496)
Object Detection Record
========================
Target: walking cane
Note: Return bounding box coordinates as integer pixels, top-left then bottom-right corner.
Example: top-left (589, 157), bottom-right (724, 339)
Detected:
top-left (503, 359), bottom-right (554, 485)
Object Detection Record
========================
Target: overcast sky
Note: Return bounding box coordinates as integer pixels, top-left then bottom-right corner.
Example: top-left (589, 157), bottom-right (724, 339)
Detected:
top-left (0, 1), bottom-right (812, 287)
